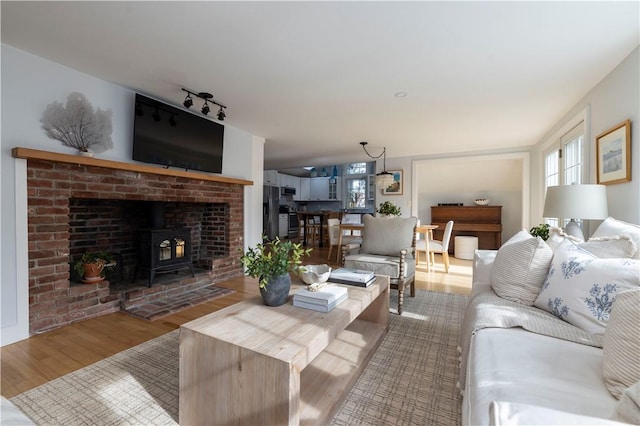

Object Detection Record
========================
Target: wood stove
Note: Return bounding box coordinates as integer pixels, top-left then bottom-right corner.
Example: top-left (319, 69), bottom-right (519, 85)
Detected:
top-left (136, 228), bottom-right (195, 286)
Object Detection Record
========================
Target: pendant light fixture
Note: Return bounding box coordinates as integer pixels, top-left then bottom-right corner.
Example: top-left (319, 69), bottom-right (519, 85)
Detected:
top-left (360, 141), bottom-right (394, 188)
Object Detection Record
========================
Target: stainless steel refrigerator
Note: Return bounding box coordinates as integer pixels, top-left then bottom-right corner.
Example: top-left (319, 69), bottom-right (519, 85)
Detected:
top-left (263, 186), bottom-right (280, 240)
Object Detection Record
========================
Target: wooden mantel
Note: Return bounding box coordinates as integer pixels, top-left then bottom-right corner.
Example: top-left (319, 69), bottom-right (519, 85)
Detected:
top-left (12, 147), bottom-right (254, 186)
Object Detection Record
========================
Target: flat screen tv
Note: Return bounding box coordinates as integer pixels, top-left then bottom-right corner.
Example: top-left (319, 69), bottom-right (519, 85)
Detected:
top-left (132, 93), bottom-right (224, 173)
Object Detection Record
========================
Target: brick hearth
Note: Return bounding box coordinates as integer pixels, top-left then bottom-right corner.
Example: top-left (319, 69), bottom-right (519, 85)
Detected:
top-left (22, 151), bottom-right (250, 334)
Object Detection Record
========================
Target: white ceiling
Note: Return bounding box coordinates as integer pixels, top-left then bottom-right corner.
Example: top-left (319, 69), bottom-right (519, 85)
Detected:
top-left (2, 1), bottom-right (639, 170)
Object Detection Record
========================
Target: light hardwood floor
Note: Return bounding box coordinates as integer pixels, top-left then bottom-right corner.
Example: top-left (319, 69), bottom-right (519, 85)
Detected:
top-left (0, 244), bottom-right (472, 399)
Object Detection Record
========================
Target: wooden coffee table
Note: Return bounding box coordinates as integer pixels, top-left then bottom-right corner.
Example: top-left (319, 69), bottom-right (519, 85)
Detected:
top-left (179, 275), bottom-right (389, 425)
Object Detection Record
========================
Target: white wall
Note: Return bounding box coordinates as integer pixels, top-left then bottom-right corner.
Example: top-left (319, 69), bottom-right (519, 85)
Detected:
top-left (412, 156), bottom-right (526, 242)
top-left (1, 44), bottom-right (263, 345)
top-left (374, 156), bottom-right (413, 217)
top-left (382, 47), bottom-right (639, 244)
top-left (532, 47), bottom-right (640, 227)
top-left (371, 152), bottom-right (529, 243)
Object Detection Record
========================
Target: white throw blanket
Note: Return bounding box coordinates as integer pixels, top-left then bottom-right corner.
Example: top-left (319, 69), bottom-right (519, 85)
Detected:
top-left (457, 288), bottom-right (603, 391)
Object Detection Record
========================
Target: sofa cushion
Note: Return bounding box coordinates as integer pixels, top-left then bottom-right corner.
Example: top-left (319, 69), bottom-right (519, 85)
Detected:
top-left (581, 234), bottom-right (637, 259)
top-left (534, 239), bottom-right (640, 335)
top-left (358, 214), bottom-right (417, 257)
top-left (489, 401), bottom-right (629, 426)
top-left (490, 230), bottom-right (553, 305)
top-left (344, 253), bottom-right (415, 280)
top-left (603, 289), bottom-right (640, 399)
top-left (0, 396), bottom-right (35, 425)
top-left (464, 328), bottom-right (617, 425)
top-left (592, 217), bottom-right (640, 259)
top-left (546, 226), bottom-right (636, 258)
top-left (612, 381), bottom-right (640, 424)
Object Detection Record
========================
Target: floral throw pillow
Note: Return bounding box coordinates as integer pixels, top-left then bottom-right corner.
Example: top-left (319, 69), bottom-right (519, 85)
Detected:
top-left (533, 239), bottom-right (640, 336)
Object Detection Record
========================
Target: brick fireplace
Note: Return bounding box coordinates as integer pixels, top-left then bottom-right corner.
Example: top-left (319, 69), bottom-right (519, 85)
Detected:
top-left (17, 148), bottom-right (251, 334)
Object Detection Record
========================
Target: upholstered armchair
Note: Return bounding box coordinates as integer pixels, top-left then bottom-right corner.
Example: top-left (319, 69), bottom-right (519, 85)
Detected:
top-left (342, 214), bottom-right (418, 315)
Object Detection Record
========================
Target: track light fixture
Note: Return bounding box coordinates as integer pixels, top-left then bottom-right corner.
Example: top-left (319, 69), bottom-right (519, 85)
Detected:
top-left (360, 141), bottom-right (394, 188)
top-left (152, 108), bottom-right (161, 122)
top-left (168, 114), bottom-right (177, 127)
top-left (181, 88), bottom-right (227, 121)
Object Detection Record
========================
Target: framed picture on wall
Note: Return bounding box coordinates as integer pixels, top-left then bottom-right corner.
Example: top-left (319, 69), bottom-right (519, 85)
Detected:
top-left (596, 119), bottom-right (631, 185)
top-left (383, 170), bottom-right (403, 195)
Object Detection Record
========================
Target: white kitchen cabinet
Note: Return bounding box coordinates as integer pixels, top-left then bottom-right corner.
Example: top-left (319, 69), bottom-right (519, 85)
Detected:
top-left (278, 174), bottom-right (289, 188)
top-left (279, 173), bottom-right (297, 188)
top-left (329, 177), bottom-right (341, 201)
top-left (278, 214), bottom-right (288, 238)
top-left (309, 177), bottom-right (329, 201)
top-left (309, 177), bottom-right (341, 201)
top-left (279, 174), bottom-right (302, 199)
top-left (264, 170), bottom-right (279, 187)
top-left (292, 176), bottom-right (302, 201)
top-left (298, 178), bottom-right (310, 201)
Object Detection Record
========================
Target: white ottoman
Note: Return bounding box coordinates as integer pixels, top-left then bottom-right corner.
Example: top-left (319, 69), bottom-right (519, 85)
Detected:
top-left (455, 236), bottom-right (478, 260)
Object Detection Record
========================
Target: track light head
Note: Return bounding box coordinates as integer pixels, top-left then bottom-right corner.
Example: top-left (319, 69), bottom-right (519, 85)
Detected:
top-left (201, 102), bottom-right (210, 115)
top-left (183, 94), bottom-right (193, 109)
top-left (135, 102), bottom-right (144, 116)
top-left (152, 108), bottom-right (161, 122)
top-left (169, 114), bottom-right (177, 127)
top-left (217, 107), bottom-right (226, 121)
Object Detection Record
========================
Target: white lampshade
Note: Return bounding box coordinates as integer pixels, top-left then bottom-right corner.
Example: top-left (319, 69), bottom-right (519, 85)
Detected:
top-left (543, 184), bottom-right (608, 240)
top-left (543, 184), bottom-right (608, 220)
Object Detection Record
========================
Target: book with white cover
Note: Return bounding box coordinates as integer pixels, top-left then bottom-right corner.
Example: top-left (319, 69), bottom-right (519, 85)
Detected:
top-left (329, 268), bottom-right (375, 284)
top-left (293, 285), bottom-right (348, 305)
top-left (293, 293), bottom-right (348, 312)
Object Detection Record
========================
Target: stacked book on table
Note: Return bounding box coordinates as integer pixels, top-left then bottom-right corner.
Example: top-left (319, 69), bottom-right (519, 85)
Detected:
top-left (328, 268), bottom-right (376, 287)
top-left (293, 285), bottom-right (348, 313)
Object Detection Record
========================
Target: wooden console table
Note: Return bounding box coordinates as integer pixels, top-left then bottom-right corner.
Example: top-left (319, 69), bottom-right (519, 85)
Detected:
top-left (179, 276), bottom-right (390, 425)
top-left (431, 205), bottom-right (502, 252)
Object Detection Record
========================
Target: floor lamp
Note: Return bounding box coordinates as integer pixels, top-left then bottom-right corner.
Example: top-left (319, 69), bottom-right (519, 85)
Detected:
top-left (542, 184), bottom-right (608, 240)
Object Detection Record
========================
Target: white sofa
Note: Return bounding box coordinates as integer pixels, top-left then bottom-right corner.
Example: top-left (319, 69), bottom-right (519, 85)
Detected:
top-left (460, 218), bottom-right (640, 426)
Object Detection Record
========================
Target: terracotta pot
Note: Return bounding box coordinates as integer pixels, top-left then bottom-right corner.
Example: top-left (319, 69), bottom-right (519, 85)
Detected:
top-left (82, 261), bottom-right (104, 283)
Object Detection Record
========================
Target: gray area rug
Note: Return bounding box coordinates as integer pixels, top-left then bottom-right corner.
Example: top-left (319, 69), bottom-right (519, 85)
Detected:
top-left (11, 290), bottom-right (468, 426)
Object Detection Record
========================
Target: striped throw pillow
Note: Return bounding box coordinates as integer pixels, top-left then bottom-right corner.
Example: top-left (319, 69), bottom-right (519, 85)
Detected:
top-left (491, 230), bottom-right (553, 305)
top-left (603, 289), bottom-right (640, 399)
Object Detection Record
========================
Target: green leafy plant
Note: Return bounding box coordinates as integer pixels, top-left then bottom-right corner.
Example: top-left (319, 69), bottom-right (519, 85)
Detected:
top-left (73, 251), bottom-right (117, 279)
top-left (239, 237), bottom-right (312, 289)
top-left (529, 223), bottom-right (550, 241)
top-left (376, 201), bottom-right (401, 217)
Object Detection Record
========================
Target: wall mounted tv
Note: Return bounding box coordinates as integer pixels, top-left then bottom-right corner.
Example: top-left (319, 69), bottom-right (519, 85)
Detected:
top-left (132, 93), bottom-right (224, 174)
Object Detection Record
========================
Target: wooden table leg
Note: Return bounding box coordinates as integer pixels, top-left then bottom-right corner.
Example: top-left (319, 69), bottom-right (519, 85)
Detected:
top-left (426, 230), bottom-right (432, 272)
top-left (303, 216), bottom-right (308, 246)
top-left (318, 215), bottom-right (324, 248)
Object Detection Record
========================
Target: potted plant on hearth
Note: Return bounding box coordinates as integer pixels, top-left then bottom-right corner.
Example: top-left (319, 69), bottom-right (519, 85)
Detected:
top-left (376, 201), bottom-right (401, 217)
top-left (239, 237), bottom-right (312, 306)
top-left (74, 251), bottom-right (117, 284)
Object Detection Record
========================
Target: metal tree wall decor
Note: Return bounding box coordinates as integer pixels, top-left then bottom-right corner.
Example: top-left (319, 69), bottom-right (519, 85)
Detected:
top-left (41, 92), bottom-right (113, 154)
